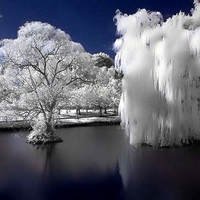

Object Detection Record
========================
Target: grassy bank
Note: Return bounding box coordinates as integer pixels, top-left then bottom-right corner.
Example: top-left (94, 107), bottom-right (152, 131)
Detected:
top-left (0, 110), bottom-right (120, 131)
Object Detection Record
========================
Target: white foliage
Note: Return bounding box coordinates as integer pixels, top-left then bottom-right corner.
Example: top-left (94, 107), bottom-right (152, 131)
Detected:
top-left (114, 1), bottom-right (200, 147)
top-left (0, 21), bottom-right (91, 135)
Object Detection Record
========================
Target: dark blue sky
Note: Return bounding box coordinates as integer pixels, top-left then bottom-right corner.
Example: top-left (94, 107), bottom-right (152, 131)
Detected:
top-left (0, 0), bottom-right (194, 58)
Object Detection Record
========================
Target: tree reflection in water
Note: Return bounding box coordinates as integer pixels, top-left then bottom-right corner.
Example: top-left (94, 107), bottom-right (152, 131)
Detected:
top-left (34, 144), bottom-right (56, 176)
top-left (119, 141), bottom-right (200, 200)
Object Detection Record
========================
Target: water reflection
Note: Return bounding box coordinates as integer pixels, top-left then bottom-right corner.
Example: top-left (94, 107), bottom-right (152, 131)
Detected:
top-left (119, 141), bottom-right (200, 200)
top-left (1, 126), bottom-right (200, 200)
top-left (0, 126), bottom-right (125, 200)
top-left (55, 126), bottom-right (125, 177)
top-left (33, 144), bottom-right (56, 176)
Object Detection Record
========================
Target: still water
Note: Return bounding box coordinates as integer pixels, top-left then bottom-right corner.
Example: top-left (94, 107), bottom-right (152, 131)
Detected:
top-left (1, 125), bottom-right (200, 200)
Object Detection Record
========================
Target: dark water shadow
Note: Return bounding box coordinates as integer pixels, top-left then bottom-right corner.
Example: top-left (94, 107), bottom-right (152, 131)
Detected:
top-left (119, 141), bottom-right (200, 200)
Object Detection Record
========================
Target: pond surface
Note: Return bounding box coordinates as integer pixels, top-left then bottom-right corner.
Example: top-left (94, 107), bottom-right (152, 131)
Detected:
top-left (1, 125), bottom-right (200, 200)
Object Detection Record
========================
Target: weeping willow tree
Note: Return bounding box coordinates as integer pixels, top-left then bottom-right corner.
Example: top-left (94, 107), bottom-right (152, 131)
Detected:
top-left (115, 1), bottom-right (200, 147)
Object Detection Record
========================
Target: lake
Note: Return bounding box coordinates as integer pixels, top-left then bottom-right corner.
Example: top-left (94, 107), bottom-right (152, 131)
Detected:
top-left (1, 125), bottom-right (200, 200)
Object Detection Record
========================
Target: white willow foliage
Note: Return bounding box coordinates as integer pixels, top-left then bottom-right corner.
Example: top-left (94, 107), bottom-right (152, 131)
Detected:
top-left (114, 1), bottom-right (200, 147)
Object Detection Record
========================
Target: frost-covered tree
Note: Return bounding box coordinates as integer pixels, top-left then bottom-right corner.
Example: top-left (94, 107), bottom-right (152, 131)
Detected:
top-left (92, 84), bottom-right (111, 116)
top-left (90, 79), bottom-right (121, 116)
top-left (1, 21), bottom-right (91, 144)
top-left (114, 1), bottom-right (200, 147)
top-left (80, 65), bottom-right (121, 116)
top-left (92, 52), bottom-right (114, 69)
top-left (63, 64), bottom-right (121, 117)
top-left (66, 86), bottom-right (87, 119)
top-left (107, 78), bottom-right (122, 114)
top-left (64, 57), bottom-right (118, 115)
top-left (94, 66), bottom-right (120, 114)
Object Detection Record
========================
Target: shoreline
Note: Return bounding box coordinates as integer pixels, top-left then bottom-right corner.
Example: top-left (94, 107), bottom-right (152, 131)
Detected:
top-left (0, 116), bottom-right (121, 131)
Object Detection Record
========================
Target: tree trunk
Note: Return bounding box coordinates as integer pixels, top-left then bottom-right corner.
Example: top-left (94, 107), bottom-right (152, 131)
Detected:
top-left (115, 107), bottom-right (118, 115)
top-left (78, 108), bottom-right (81, 115)
top-left (99, 107), bottom-right (103, 117)
top-left (76, 108), bottom-right (79, 119)
top-left (46, 122), bottom-right (54, 135)
top-left (104, 108), bottom-right (107, 114)
top-left (114, 107), bottom-right (118, 115)
top-left (45, 112), bottom-right (54, 135)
